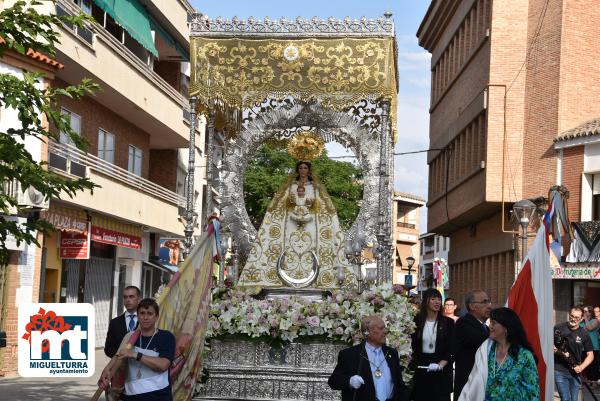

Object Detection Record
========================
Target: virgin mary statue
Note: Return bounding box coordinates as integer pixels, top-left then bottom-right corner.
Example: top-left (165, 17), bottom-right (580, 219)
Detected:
top-left (238, 133), bottom-right (355, 290)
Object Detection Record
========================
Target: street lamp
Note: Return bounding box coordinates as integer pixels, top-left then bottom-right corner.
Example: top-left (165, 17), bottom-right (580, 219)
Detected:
top-left (512, 199), bottom-right (536, 263)
top-left (404, 256), bottom-right (415, 289)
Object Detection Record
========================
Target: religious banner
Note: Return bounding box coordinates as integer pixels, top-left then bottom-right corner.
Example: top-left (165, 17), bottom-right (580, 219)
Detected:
top-left (158, 238), bottom-right (181, 268)
top-left (91, 226), bottom-right (141, 249)
top-left (552, 264), bottom-right (600, 279)
top-left (59, 223), bottom-right (90, 259)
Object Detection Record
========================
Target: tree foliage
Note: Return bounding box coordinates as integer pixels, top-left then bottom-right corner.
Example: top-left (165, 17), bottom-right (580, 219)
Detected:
top-left (0, 1), bottom-right (99, 264)
top-left (243, 143), bottom-right (363, 230)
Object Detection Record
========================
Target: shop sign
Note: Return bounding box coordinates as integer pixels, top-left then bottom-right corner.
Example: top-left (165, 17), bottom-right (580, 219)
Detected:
top-left (60, 226), bottom-right (90, 259)
top-left (41, 209), bottom-right (87, 233)
top-left (91, 226), bottom-right (141, 249)
top-left (552, 264), bottom-right (600, 279)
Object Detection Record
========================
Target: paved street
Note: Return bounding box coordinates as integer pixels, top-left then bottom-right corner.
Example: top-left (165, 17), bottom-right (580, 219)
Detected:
top-left (0, 349), bottom-right (109, 401)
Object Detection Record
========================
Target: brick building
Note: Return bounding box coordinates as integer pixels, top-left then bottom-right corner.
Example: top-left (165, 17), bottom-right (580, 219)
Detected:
top-left (0, 0), bottom-right (205, 376)
top-left (554, 119), bottom-right (600, 314)
top-left (391, 192), bottom-right (425, 288)
top-left (417, 0), bottom-right (600, 308)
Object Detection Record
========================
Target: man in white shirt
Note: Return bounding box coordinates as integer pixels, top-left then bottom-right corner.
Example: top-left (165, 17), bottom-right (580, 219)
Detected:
top-left (328, 315), bottom-right (409, 401)
top-left (104, 286), bottom-right (141, 358)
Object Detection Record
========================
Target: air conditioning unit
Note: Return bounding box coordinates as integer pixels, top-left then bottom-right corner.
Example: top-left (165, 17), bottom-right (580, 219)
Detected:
top-left (16, 185), bottom-right (50, 210)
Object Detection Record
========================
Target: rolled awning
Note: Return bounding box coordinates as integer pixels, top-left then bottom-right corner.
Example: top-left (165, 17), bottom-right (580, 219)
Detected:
top-left (93, 0), bottom-right (158, 57)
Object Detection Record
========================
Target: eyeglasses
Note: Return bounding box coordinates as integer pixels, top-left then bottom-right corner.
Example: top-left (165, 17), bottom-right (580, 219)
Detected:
top-left (444, 304), bottom-right (456, 307)
top-left (471, 300), bottom-right (492, 305)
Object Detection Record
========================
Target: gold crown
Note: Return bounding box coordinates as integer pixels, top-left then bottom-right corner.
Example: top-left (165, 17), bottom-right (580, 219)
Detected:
top-left (287, 131), bottom-right (325, 161)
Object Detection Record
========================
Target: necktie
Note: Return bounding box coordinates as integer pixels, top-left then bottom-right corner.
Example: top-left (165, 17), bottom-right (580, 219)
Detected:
top-left (374, 349), bottom-right (386, 401)
top-left (482, 323), bottom-right (489, 335)
top-left (128, 314), bottom-right (136, 332)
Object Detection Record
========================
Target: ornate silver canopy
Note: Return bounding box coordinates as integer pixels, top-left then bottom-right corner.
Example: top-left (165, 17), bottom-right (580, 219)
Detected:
top-left (190, 13), bottom-right (395, 38)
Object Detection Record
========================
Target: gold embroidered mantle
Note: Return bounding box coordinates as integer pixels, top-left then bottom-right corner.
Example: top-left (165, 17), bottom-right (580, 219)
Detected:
top-left (238, 175), bottom-right (356, 290)
top-left (189, 37), bottom-right (398, 137)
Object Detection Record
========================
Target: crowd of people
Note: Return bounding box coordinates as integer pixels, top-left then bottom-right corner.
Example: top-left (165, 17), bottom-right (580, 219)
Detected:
top-left (99, 285), bottom-right (600, 401)
top-left (329, 288), bottom-right (541, 401)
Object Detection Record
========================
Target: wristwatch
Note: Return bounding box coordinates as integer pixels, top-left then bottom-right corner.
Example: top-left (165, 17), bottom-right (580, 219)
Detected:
top-left (136, 352), bottom-right (143, 362)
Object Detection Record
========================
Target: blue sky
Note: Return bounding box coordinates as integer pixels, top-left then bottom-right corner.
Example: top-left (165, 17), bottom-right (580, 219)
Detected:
top-left (190, 0), bottom-right (432, 232)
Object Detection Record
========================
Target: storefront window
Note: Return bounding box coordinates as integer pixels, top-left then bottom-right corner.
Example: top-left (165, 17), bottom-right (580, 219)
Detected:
top-left (573, 281), bottom-right (600, 307)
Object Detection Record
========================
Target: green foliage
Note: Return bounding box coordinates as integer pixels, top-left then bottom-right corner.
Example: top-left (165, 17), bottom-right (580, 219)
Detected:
top-left (0, 1), bottom-right (100, 265)
top-left (243, 143), bottom-right (363, 230)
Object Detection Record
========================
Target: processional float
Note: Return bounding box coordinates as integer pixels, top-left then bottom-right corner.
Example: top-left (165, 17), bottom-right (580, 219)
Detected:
top-left (186, 12), bottom-right (401, 401)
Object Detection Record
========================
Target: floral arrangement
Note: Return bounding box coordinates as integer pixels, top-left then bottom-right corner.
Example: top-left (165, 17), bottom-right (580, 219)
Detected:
top-left (205, 282), bottom-right (416, 370)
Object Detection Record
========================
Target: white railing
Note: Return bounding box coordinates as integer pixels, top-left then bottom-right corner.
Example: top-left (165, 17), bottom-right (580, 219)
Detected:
top-left (48, 141), bottom-right (186, 208)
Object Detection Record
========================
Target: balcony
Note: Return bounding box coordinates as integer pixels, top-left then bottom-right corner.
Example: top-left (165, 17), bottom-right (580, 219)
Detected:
top-left (49, 141), bottom-right (185, 235)
top-left (55, 0), bottom-right (190, 149)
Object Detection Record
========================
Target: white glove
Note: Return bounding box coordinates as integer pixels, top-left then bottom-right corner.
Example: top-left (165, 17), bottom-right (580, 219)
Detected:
top-left (427, 363), bottom-right (441, 372)
top-left (349, 375), bottom-right (365, 389)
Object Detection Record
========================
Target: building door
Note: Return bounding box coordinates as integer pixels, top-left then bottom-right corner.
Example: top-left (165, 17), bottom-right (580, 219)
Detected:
top-left (84, 256), bottom-right (114, 345)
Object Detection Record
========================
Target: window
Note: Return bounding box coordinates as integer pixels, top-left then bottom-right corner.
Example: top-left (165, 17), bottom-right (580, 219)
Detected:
top-left (97, 129), bottom-right (115, 163)
top-left (72, 0), bottom-right (92, 14)
top-left (59, 108), bottom-right (81, 147)
top-left (435, 236), bottom-right (440, 252)
top-left (128, 145), bottom-right (142, 176)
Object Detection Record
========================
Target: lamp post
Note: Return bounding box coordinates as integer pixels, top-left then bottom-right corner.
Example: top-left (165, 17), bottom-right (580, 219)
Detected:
top-left (184, 96), bottom-right (198, 257)
top-left (512, 199), bottom-right (536, 265)
top-left (404, 256), bottom-right (415, 290)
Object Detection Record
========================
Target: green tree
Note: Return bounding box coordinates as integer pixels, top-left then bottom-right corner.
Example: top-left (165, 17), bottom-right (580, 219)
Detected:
top-left (243, 143), bottom-right (363, 229)
top-left (0, 1), bottom-right (99, 265)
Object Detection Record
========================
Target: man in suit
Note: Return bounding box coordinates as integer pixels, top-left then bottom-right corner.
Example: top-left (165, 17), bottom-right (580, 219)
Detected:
top-left (328, 315), bottom-right (409, 401)
top-left (453, 289), bottom-right (492, 399)
top-left (104, 285), bottom-right (141, 358)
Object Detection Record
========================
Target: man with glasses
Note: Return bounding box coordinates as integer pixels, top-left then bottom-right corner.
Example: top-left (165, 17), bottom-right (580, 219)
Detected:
top-left (453, 289), bottom-right (492, 399)
top-left (443, 298), bottom-right (459, 322)
top-left (554, 306), bottom-right (594, 401)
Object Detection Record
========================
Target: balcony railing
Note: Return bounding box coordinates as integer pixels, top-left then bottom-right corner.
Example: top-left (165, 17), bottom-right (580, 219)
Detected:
top-left (397, 222), bottom-right (416, 229)
top-left (48, 141), bottom-right (186, 208)
top-left (57, 0), bottom-right (190, 119)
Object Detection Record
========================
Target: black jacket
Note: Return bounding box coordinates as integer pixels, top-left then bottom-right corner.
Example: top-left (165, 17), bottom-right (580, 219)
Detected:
top-left (410, 315), bottom-right (455, 397)
top-left (453, 313), bottom-right (488, 399)
top-left (104, 313), bottom-right (136, 358)
top-left (328, 343), bottom-right (409, 401)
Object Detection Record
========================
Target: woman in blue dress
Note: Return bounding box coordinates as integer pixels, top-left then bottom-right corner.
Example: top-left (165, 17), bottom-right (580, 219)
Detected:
top-left (485, 307), bottom-right (539, 401)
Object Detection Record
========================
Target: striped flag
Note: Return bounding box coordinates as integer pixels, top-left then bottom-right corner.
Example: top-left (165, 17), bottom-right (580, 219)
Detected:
top-left (507, 188), bottom-right (570, 401)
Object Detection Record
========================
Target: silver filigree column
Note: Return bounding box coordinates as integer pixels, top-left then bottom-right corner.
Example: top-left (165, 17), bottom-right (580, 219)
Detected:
top-left (184, 97), bottom-right (198, 257)
top-left (375, 100), bottom-right (393, 284)
top-left (204, 116), bottom-right (216, 220)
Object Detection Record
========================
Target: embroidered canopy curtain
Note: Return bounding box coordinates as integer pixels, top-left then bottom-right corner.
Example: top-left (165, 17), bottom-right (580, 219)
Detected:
top-left (189, 37), bottom-right (398, 138)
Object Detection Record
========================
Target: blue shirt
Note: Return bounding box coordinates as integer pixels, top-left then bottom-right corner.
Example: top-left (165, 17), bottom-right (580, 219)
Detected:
top-left (365, 343), bottom-right (393, 401)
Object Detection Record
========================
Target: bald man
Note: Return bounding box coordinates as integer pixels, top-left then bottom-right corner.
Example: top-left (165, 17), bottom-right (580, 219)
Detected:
top-left (328, 315), bottom-right (408, 401)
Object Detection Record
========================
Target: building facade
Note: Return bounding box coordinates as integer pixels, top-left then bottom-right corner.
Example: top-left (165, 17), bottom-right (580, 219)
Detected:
top-left (0, 0), bottom-right (205, 376)
top-left (391, 192), bottom-right (425, 287)
top-left (417, 0), bottom-right (600, 307)
top-left (554, 118), bottom-right (600, 317)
